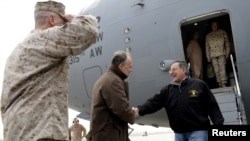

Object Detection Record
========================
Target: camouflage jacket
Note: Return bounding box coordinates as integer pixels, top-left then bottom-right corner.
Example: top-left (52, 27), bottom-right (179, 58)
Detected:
top-left (205, 29), bottom-right (230, 58)
top-left (1, 15), bottom-right (98, 141)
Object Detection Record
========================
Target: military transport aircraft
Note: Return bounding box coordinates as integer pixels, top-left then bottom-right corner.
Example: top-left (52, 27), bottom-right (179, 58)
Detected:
top-left (68, 0), bottom-right (250, 127)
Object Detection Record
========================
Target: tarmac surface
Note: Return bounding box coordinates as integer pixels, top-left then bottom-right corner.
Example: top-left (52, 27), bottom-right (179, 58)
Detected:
top-left (0, 105), bottom-right (173, 141)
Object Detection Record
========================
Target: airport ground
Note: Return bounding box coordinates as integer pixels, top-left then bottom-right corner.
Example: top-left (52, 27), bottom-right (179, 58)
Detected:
top-left (0, 107), bottom-right (174, 141)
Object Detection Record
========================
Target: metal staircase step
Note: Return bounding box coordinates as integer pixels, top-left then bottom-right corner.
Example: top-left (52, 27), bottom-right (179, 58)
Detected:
top-left (211, 86), bottom-right (242, 125)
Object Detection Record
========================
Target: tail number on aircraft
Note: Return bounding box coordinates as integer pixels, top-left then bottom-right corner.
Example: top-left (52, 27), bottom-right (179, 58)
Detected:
top-left (69, 56), bottom-right (80, 64)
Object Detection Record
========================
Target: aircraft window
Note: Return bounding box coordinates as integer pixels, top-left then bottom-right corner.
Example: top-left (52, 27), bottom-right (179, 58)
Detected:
top-left (124, 28), bottom-right (130, 34)
top-left (125, 37), bottom-right (131, 43)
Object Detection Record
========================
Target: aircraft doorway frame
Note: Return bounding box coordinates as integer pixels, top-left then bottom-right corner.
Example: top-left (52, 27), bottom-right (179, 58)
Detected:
top-left (179, 10), bottom-right (236, 89)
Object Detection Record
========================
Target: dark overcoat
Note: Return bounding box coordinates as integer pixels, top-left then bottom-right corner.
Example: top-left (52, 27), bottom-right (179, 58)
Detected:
top-left (87, 69), bottom-right (136, 141)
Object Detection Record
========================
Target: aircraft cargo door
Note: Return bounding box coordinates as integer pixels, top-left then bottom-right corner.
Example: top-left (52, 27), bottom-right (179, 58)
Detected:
top-left (180, 10), bottom-right (236, 89)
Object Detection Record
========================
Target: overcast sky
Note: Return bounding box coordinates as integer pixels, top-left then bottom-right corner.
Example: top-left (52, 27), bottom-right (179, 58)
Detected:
top-left (0, 0), bottom-right (96, 93)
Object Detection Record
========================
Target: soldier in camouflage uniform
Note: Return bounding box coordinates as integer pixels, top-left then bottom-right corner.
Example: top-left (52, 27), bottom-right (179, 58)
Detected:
top-left (205, 21), bottom-right (230, 88)
top-left (1, 1), bottom-right (98, 141)
top-left (69, 118), bottom-right (87, 141)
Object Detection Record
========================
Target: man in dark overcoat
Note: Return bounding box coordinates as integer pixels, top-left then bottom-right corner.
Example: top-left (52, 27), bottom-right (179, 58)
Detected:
top-left (86, 50), bottom-right (138, 141)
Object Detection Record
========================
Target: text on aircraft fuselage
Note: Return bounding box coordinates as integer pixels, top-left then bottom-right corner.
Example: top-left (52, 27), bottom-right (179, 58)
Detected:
top-left (69, 16), bottom-right (104, 64)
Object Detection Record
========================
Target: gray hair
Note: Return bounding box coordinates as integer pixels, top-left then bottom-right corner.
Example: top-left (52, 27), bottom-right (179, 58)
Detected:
top-left (171, 60), bottom-right (189, 75)
top-left (111, 50), bottom-right (130, 67)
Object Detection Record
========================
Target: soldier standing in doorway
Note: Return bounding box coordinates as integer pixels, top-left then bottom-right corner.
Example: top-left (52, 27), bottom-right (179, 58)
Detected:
top-left (205, 21), bottom-right (230, 88)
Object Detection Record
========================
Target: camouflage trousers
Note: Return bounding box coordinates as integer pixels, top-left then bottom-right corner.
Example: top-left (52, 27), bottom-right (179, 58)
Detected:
top-left (211, 55), bottom-right (227, 85)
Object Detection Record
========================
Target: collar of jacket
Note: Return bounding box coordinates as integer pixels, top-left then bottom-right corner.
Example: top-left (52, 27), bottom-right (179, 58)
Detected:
top-left (109, 65), bottom-right (128, 80)
top-left (170, 76), bottom-right (190, 86)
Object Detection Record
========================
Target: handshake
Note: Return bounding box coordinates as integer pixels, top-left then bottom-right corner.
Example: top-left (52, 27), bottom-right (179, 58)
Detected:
top-left (132, 107), bottom-right (139, 119)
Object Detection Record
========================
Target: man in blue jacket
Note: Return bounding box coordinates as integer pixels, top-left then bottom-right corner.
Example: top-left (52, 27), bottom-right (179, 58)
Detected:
top-left (136, 60), bottom-right (224, 141)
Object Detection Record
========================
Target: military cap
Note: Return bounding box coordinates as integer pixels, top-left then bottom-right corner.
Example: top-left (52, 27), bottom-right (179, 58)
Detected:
top-left (35, 0), bottom-right (68, 21)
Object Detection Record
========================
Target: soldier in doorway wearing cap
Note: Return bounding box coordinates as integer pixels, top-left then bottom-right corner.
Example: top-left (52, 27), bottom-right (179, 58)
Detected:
top-left (1, 0), bottom-right (98, 141)
top-left (205, 21), bottom-right (230, 88)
